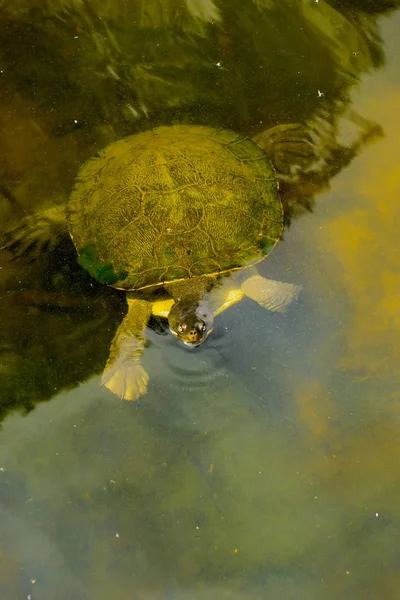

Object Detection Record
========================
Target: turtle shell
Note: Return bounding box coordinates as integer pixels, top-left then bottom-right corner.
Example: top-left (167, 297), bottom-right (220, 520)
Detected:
top-left (67, 125), bottom-right (283, 290)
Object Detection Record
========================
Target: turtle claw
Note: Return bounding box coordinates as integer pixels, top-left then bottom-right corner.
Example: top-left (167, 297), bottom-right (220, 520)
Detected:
top-left (101, 360), bottom-right (149, 402)
top-left (2, 219), bottom-right (44, 260)
top-left (1, 206), bottom-right (68, 260)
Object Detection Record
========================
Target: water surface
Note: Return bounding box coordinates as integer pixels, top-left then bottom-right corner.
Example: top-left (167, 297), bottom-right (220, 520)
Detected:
top-left (0, 2), bottom-right (400, 599)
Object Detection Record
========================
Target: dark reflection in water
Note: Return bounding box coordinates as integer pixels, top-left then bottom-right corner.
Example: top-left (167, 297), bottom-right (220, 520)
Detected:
top-left (0, 241), bottom-right (127, 417)
top-left (0, 1), bottom-right (399, 599)
top-left (0, 0), bottom-right (390, 217)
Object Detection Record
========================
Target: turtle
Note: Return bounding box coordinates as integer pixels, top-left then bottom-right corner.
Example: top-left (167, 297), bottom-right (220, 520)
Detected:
top-left (2, 124), bottom-right (316, 401)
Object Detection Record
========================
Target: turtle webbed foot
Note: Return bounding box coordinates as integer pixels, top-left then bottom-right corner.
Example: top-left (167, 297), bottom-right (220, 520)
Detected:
top-left (241, 274), bottom-right (301, 312)
top-left (253, 123), bottom-right (318, 180)
top-left (102, 298), bottom-right (152, 401)
top-left (2, 205), bottom-right (68, 260)
top-left (101, 359), bottom-right (149, 402)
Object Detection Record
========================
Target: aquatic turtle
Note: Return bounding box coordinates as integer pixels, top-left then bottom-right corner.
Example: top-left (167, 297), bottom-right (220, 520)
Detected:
top-left (3, 124), bottom-right (315, 401)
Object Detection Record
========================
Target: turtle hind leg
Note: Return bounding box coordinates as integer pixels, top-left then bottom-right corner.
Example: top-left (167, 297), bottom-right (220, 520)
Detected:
top-left (253, 123), bottom-right (318, 180)
top-left (2, 205), bottom-right (69, 261)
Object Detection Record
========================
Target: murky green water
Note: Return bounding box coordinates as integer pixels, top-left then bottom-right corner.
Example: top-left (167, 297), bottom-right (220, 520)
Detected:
top-left (1, 2), bottom-right (400, 599)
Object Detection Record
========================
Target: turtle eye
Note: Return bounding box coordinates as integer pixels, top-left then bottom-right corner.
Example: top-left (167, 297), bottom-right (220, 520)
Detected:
top-left (202, 324), bottom-right (206, 331)
top-left (178, 324), bottom-right (186, 333)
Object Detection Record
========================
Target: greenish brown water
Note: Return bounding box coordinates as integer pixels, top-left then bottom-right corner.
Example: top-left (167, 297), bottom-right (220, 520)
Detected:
top-left (1, 2), bottom-right (400, 599)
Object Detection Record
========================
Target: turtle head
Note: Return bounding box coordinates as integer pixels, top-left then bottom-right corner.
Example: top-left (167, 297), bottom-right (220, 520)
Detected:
top-left (168, 299), bottom-right (214, 347)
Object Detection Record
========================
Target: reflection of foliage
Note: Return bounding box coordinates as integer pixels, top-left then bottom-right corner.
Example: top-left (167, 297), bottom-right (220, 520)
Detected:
top-left (0, 0), bottom-right (390, 227)
top-left (0, 0), bottom-right (394, 139)
top-left (331, 0), bottom-right (400, 15)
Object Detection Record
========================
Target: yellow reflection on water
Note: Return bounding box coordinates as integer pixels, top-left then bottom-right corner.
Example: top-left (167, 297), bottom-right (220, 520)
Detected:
top-left (288, 82), bottom-right (400, 598)
top-left (325, 89), bottom-right (400, 383)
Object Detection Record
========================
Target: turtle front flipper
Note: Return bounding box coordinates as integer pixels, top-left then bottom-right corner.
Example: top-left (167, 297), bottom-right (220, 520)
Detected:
top-left (208, 275), bottom-right (244, 317)
top-left (101, 298), bottom-right (152, 401)
top-left (253, 123), bottom-right (318, 179)
top-left (240, 273), bottom-right (301, 312)
top-left (2, 205), bottom-right (69, 260)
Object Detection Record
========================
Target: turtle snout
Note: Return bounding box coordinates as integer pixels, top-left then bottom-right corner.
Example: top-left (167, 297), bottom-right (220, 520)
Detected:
top-left (187, 327), bottom-right (204, 344)
top-left (174, 319), bottom-right (207, 346)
